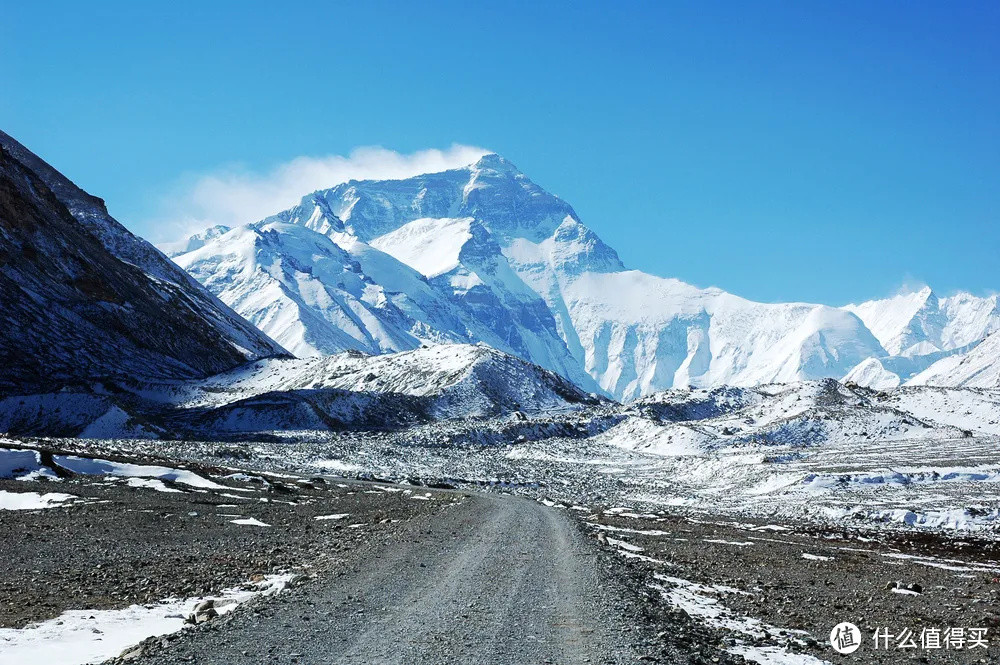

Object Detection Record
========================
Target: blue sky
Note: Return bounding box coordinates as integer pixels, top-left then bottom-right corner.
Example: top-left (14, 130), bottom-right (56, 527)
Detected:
top-left (4, 1), bottom-right (997, 305)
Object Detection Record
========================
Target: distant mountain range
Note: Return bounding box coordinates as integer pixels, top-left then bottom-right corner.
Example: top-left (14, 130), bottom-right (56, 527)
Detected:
top-left (842, 286), bottom-right (999, 389)
top-left (0, 128), bottom-right (996, 442)
top-left (164, 154), bottom-right (1000, 399)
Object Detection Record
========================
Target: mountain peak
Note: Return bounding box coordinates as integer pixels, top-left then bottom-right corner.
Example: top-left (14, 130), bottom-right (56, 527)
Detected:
top-left (471, 152), bottom-right (520, 174)
top-left (899, 284), bottom-right (934, 300)
top-left (159, 224), bottom-right (232, 257)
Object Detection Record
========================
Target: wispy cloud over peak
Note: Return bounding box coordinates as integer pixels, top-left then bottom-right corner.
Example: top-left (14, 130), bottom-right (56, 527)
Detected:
top-left (146, 144), bottom-right (490, 242)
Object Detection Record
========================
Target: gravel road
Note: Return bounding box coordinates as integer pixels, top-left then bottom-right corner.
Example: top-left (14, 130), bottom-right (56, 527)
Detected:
top-left (136, 494), bottom-right (650, 665)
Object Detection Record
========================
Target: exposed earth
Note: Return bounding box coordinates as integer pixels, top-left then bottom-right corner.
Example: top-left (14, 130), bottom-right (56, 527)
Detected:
top-left (1, 441), bottom-right (998, 664)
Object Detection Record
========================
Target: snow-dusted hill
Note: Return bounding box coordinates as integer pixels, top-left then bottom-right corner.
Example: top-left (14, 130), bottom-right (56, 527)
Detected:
top-left (603, 379), bottom-right (978, 456)
top-left (170, 343), bottom-right (600, 432)
top-left (172, 153), bottom-right (976, 400)
top-left (0, 130), bottom-right (286, 396)
top-left (566, 379), bottom-right (1000, 531)
top-left (0, 344), bottom-right (602, 438)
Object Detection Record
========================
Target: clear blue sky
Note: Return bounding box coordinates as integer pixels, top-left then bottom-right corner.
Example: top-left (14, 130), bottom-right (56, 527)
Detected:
top-left (3, 1), bottom-right (997, 305)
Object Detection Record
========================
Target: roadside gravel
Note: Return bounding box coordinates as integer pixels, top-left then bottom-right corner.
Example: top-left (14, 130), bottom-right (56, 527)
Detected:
top-left (0, 461), bottom-right (451, 629)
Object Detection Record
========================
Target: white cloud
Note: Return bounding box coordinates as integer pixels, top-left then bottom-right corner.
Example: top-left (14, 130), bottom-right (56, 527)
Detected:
top-left (145, 144), bottom-right (490, 242)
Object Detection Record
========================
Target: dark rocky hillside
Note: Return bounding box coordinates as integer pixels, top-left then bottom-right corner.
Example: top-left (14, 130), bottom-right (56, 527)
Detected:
top-left (0, 131), bottom-right (286, 395)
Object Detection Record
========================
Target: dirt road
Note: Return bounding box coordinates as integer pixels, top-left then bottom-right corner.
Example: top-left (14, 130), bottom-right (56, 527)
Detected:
top-left (139, 494), bottom-right (650, 665)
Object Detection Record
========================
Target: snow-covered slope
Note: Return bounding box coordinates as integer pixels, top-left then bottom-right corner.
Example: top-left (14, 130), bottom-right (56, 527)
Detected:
top-left (173, 222), bottom-right (472, 357)
top-left (841, 286), bottom-right (1000, 388)
top-left (373, 216), bottom-right (597, 391)
top-left (908, 331), bottom-right (1000, 388)
top-left (843, 358), bottom-right (902, 390)
top-left (845, 287), bottom-right (1000, 357)
top-left (167, 153), bottom-right (994, 400)
top-left (369, 217), bottom-right (474, 277)
top-left (0, 130), bottom-right (286, 396)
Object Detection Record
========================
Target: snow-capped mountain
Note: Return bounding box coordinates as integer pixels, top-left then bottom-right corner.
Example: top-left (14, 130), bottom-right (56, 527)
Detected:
top-left (0, 130), bottom-right (286, 396)
top-left (840, 286), bottom-right (1000, 388)
top-left (0, 133), bottom-right (609, 438)
top-left (166, 153), bottom-right (995, 400)
top-left (263, 153), bottom-right (580, 245)
top-left (520, 266), bottom-right (883, 400)
top-left (159, 224), bottom-right (232, 257)
top-left (844, 286), bottom-right (999, 357)
top-left (172, 217), bottom-right (599, 391)
top-left (908, 330), bottom-right (1000, 388)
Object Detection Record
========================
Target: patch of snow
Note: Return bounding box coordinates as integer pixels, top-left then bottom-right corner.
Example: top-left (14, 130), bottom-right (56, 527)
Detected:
top-left (370, 217), bottom-right (474, 279)
top-left (729, 644), bottom-right (831, 665)
top-left (54, 456), bottom-right (232, 490)
top-left (651, 574), bottom-right (826, 665)
top-left (0, 490), bottom-right (75, 511)
top-left (606, 537), bottom-right (644, 552)
top-left (229, 517), bottom-right (270, 527)
top-left (0, 574), bottom-right (293, 665)
top-left (800, 553), bottom-right (833, 562)
top-left (312, 459), bottom-right (364, 473)
top-left (0, 448), bottom-right (55, 479)
top-left (123, 478), bottom-right (184, 494)
top-left (880, 552), bottom-right (1000, 573)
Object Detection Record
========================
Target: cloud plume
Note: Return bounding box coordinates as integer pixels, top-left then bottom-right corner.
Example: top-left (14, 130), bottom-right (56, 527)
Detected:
top-left (145, 144), bottom-right (490, 242)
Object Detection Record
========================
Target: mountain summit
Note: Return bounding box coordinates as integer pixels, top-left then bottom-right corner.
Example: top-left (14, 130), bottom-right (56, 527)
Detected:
top-left (165, 154), bottom-right (999, 399)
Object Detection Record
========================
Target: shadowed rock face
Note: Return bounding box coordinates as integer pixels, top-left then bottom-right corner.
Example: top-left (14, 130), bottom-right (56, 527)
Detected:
top-left (0, 132), bottom-right (287, 395)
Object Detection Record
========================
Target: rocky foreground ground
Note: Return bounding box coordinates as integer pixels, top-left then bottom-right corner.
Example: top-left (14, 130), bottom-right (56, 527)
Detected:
top-left (1, 459), bottom-right (454, 630)
top-left (1, 440), bottom-right (998, 664)
top-left (584, 507), bottom-right (1000, 664)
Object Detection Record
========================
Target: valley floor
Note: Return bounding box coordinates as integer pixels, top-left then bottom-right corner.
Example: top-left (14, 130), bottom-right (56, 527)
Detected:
top-left (587, 508), bottom-right (999, 664)
top-left (1, 441), bottom-right (998, 664)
